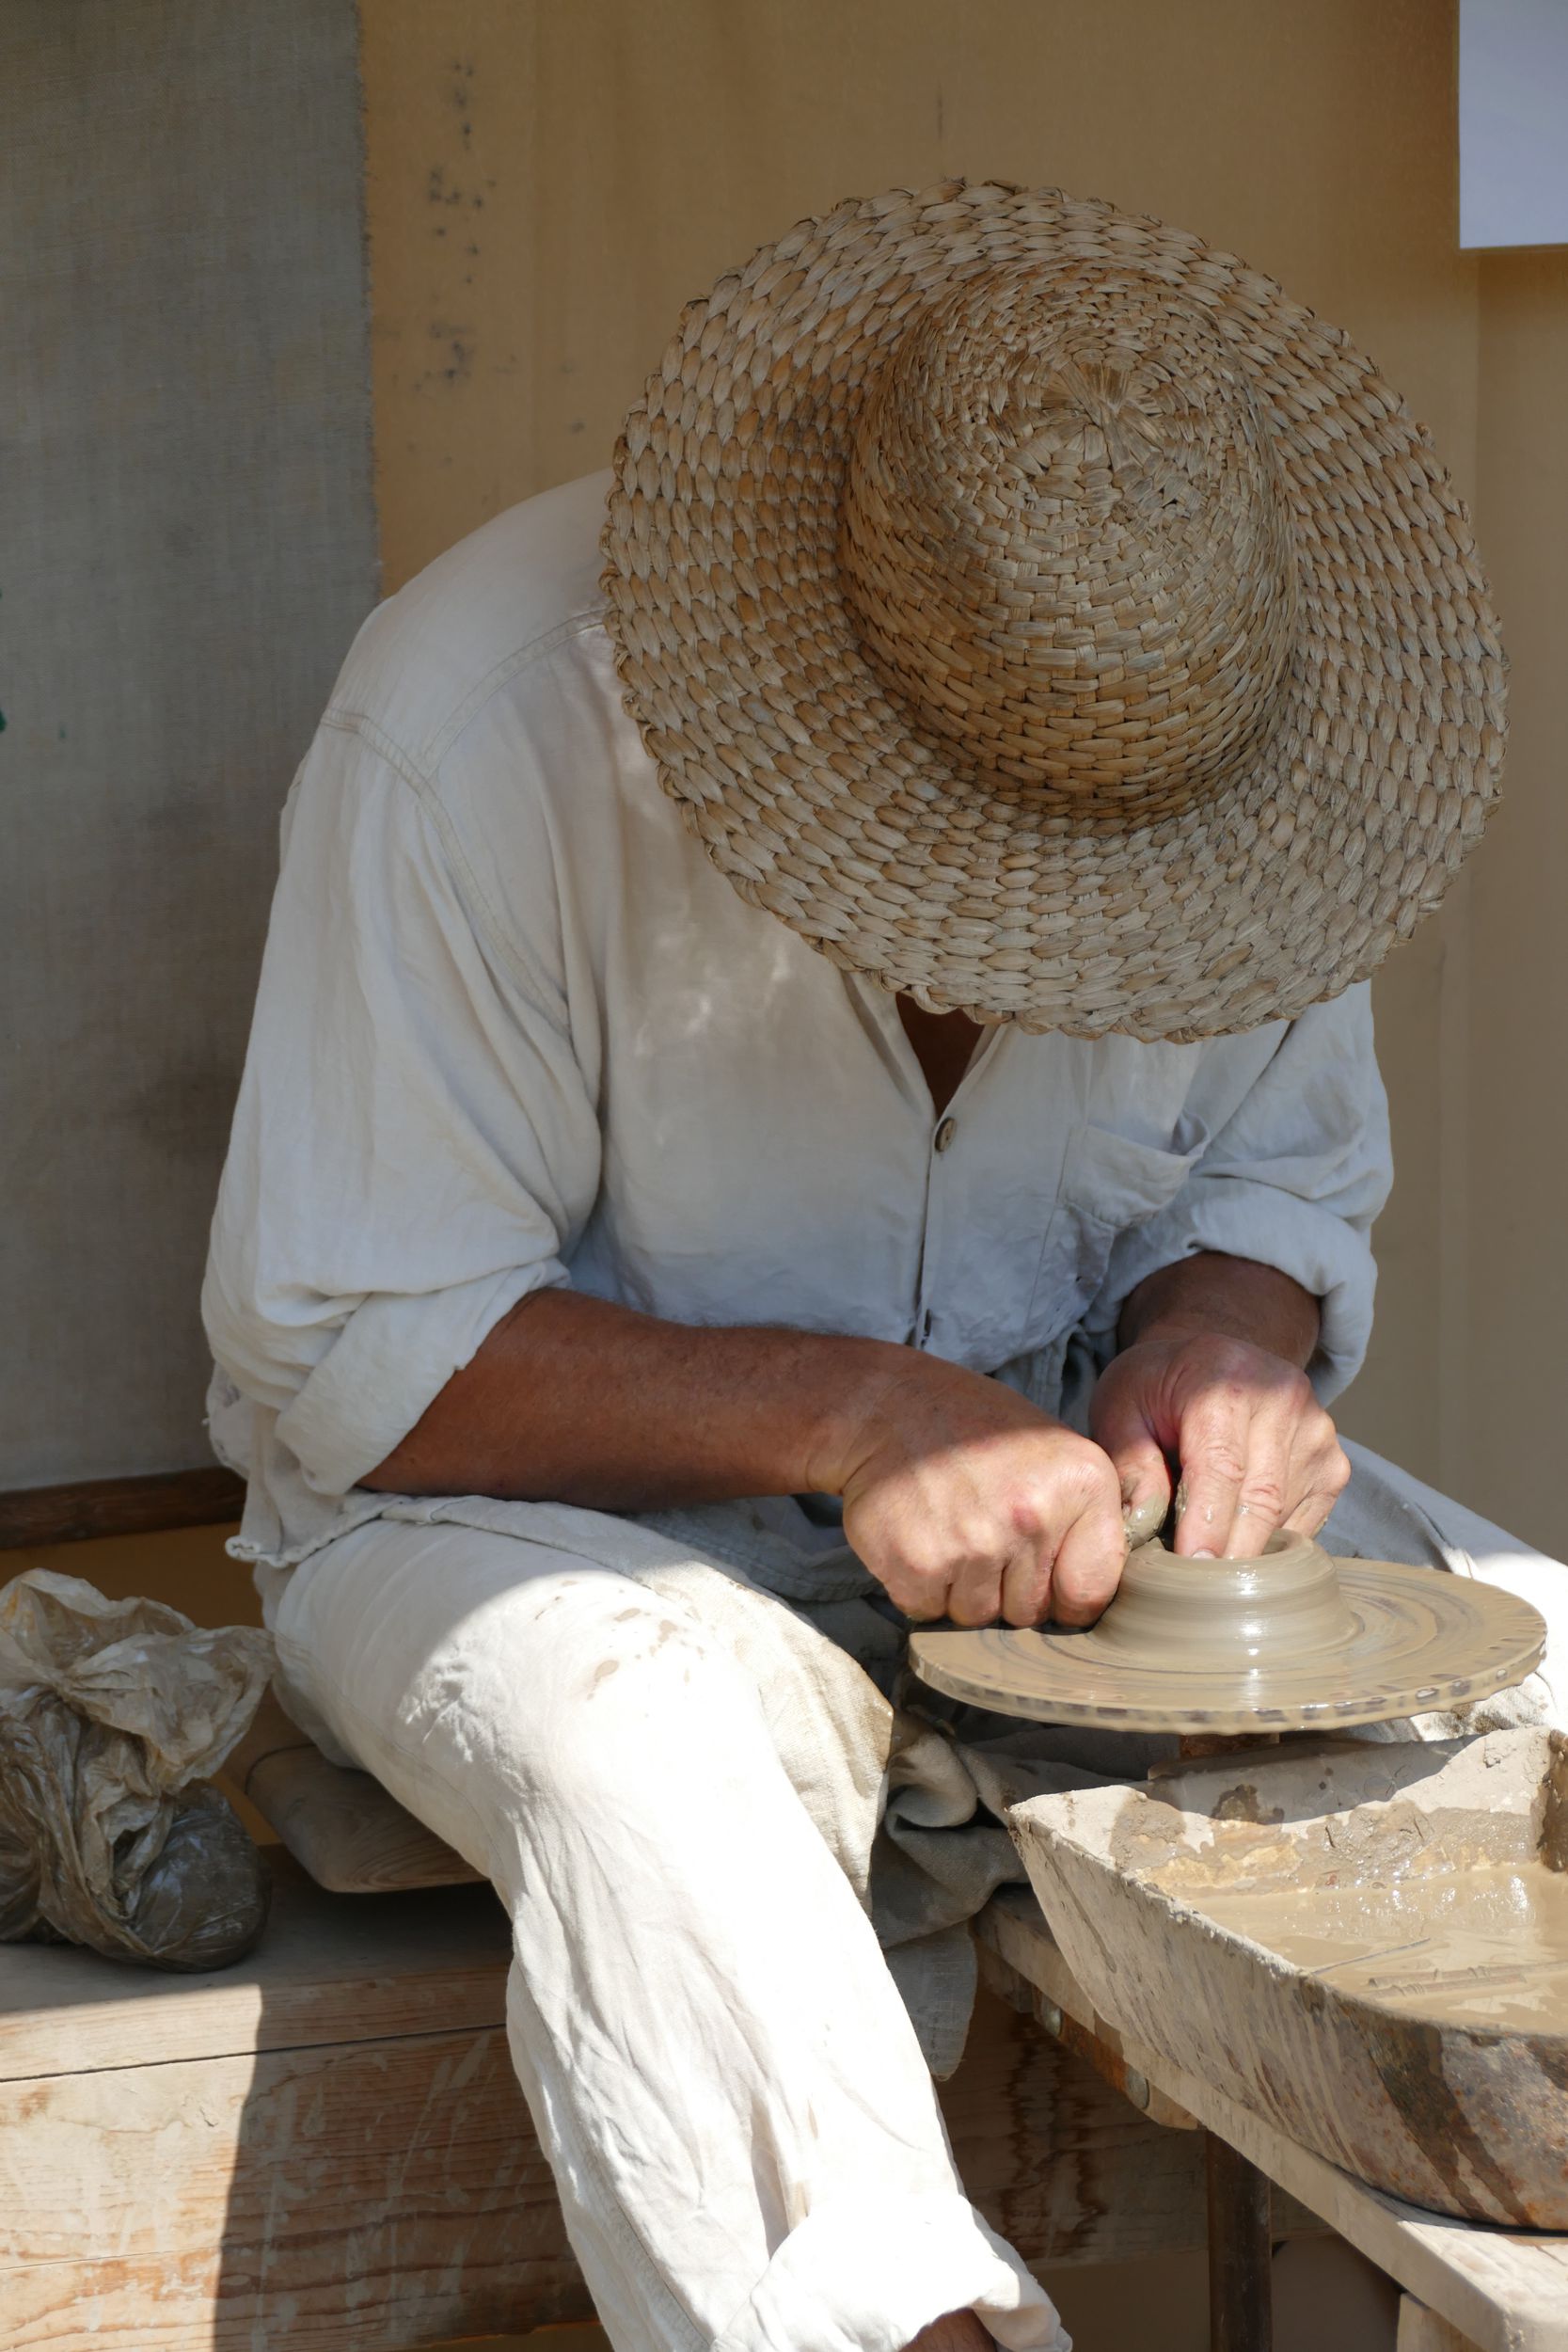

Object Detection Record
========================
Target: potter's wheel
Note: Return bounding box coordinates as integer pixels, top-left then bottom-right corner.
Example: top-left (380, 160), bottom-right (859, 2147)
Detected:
top-left (908, 1533), bottom-right (1545, 1734)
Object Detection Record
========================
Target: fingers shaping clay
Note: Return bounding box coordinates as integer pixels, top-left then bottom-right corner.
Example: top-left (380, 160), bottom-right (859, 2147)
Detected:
top-left (908, 1534), bottom-right (1545, 1735)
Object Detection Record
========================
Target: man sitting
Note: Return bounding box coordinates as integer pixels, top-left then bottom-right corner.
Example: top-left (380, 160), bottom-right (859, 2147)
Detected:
top-left (203, 183), bottom-right (1559, 2352)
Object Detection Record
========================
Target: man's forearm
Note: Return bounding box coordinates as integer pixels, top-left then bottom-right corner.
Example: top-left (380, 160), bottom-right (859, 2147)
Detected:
top-left (368, 1255), bottom-right (1321, 1509)
top-left (364, 1285), bottom-right (1131, 1627)
top-left (363, 1289), bottom-right (911, 1509)
top-left (1117, 1250), bottom-right (1320, 1369)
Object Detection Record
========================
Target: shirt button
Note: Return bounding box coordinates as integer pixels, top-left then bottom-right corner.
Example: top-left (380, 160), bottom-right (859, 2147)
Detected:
top-left (934, 1116), bottom-right (958, 1153)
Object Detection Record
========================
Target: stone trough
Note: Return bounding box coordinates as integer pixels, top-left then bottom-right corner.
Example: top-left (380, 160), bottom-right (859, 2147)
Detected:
top-left (1010, 1728), bottom-right (1568, 2227)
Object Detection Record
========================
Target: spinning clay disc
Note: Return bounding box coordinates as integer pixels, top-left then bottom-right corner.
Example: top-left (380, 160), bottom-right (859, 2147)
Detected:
top-left (908, 1534), bottom-right (1545, 1736)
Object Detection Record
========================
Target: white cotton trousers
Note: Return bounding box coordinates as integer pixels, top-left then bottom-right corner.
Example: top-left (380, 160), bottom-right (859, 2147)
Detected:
top-left (258, 1505), bottom-right (1069, 2352)
top-left (254, 1444), bottom-right (1567, 2352)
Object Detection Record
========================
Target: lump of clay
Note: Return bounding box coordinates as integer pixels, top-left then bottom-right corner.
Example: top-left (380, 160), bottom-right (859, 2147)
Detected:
top-left (0, 1567), bottom-right (276, 1970)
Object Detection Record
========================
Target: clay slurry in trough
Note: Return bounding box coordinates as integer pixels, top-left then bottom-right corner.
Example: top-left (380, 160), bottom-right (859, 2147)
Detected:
top-left (1183, 1864), bottom-right (1568, 2033)
top-left (908, 1530), bottom-right (1546, 1736)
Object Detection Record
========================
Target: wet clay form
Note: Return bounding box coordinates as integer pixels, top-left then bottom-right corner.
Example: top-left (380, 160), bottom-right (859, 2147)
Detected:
top-left (908, 1532), bottom-right (1545, 1735)
top-left (1009, 1730), bottom-right (1568, 2224)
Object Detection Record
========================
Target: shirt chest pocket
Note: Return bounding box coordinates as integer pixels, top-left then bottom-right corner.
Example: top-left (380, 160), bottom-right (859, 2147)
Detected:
top-left (1026, 1121), bottom-right (1207, 1340)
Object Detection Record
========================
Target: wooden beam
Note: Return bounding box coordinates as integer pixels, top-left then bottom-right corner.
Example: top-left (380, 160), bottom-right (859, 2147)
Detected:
top-left (0, 1466), bottom-right (244, 1550)
top-left (1399, 2300), bottom-right (1484, 2352)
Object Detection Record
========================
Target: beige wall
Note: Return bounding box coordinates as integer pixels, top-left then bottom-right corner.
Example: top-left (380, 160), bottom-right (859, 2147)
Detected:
top-left (359, 0), bottom-right (1563, 1526)
top-left (1463, 250), bottom-right (1568, 1537)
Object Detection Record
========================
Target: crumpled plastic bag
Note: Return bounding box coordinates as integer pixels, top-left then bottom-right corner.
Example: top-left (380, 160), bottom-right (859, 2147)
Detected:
top-left (0, 1567), bottom-right (277, 1971)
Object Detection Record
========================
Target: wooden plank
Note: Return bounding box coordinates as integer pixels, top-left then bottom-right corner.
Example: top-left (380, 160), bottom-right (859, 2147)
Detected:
top-left (0, 1976), bottom-right (1227, 2352)
top-left (10, 1860), bottom-right (1546, 2350)
top-left (976, 1900), bottom-right (1324, 2243)
top-left (0, 1919), bottom-right (1254, 2346)
top-left (1399, 2298), bottom-right (1484, 2352)
top-left (0, 1852), bottom-right (510, 2079)
top-left (976, 1896), bottom-right (1194, 2125)
top-left (981, 1890), bottom-right (1568, 2352)
top-left (226, 1695), bottom-right (481, 1894)
top-left (0, 1849), bottom-right (1381, 2352)
top-left (0, 1468), bottom-right (244, 1549)
top-left (942, 1979), bottom-right (1212, 2269)
top-left (0, 2025), bottom-right (590, 2350)
top-left (0, 2254), bottom-right (588, 2352)
top-left (976, 1928), bottom-right (1198, 2132)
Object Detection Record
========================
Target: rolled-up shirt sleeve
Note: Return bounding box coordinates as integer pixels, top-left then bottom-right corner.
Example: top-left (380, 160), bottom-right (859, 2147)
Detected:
top-left (1085, 984), bottom-right (1392, 1400)
top-left (202, 721), bottom-right (601, 1499)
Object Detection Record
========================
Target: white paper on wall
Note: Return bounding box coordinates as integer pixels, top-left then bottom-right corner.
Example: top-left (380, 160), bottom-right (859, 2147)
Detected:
top-left (1460, 0), bottom-right (1568, 248)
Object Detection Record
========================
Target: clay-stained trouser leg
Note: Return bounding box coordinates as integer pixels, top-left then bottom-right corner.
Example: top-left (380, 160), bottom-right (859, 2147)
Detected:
top-left (259, 1514), bottom-right (1067, 2352)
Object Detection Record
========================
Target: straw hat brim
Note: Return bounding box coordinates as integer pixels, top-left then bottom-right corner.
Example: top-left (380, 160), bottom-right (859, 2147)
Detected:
top-left (601, 181), bottom-right (1505, 1040)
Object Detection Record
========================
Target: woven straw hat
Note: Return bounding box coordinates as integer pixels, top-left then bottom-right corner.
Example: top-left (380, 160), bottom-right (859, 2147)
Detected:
top-left (601, 180), bottom-right (1505, 1040)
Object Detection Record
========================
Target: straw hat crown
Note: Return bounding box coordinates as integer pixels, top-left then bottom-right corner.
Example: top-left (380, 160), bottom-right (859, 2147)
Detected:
top-left (839, 267), bottom-right (1297, 812)
top-left (602, 181), bottom-right (1504, 1040)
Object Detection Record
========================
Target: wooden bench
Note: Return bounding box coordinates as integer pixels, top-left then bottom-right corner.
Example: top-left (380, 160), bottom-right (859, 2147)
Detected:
top-left (0, 1698), bottom-right (1255, 2348)
top-left (226, 1702), bottom-right (1568, 2351)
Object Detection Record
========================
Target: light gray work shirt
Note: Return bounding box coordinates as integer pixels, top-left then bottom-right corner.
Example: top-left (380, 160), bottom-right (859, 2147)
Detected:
top-left (203, 471), bottom-right (1392, 1572)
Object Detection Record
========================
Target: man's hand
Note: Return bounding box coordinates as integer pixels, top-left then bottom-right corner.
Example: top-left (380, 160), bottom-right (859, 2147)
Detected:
top-left (1091, 1325), bottom-right (1350, 1559)
top-left (824, 1359), bottom-right (1125, 1629)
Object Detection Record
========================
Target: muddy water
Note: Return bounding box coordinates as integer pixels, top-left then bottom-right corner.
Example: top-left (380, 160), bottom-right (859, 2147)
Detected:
top-left (1185, 1864), bottom-right (1568, 2030)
